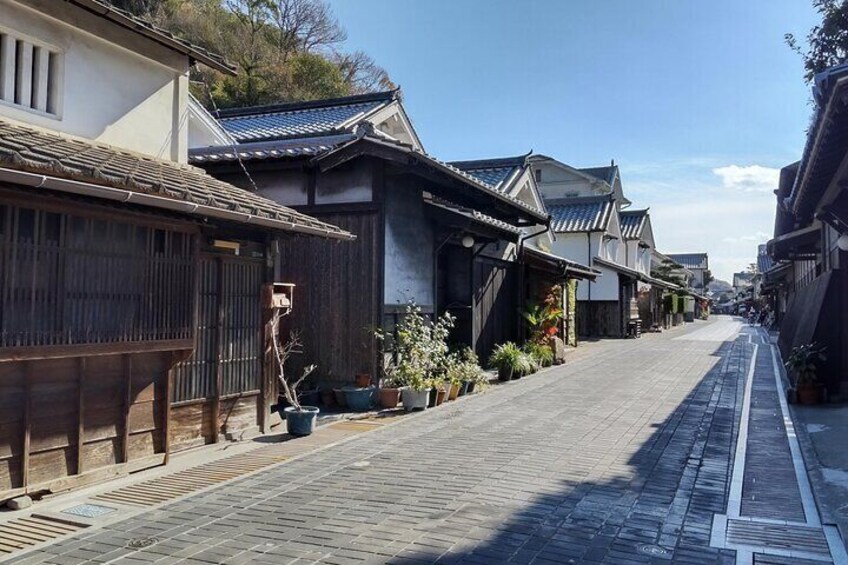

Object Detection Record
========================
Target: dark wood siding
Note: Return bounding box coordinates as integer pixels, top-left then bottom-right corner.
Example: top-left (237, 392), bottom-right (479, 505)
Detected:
top-left (473, 257), bottom-right (518, 361)
top-left (278, 212), bottom-right (382, 388)
top-left (577, 301), bottom-right (622, 338)
top-left (0, 351), bottom-right (170, 501)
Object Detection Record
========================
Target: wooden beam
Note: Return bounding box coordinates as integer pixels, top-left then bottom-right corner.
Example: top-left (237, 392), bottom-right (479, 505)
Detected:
top-left (0, 339), bottom-right (195, 363)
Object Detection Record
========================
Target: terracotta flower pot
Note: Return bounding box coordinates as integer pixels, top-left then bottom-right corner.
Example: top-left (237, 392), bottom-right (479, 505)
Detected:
top-left (436, 387), bottom-right (447, 405)
top-left (355, 373), bottom-right (372, 388)
top-left (379, 387), bottom-right (401, 409)
top-left (797, 383), bottom-right (822, 405)
top-left (448, 382), bottom-right (460, 400)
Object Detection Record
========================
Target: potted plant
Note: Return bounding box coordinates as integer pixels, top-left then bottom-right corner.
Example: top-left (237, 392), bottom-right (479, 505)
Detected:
top-left (270, 316), bottom-right (319, 437)
top-left (378, 367), bottom-right (403, 409)
top-left (489, 342), bottom-right (522, 381)
top-left (525, 342), bottom-right (554, 368)
top-left (402, 374), bottom-right (432, 411)
top-left (785, 342), bottom-right (827, 405)
top-left (342, 384), bottom-right (376, 412)
top-left (374, 301), bottom-right (456, 412)
top-left (515, 350), bottom-right (537, 378)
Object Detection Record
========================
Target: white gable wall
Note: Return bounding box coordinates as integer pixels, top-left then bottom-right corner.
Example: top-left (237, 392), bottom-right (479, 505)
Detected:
top-left (511, 168), bottom-right (554, 249)
top-left (368, 102), bottom-right (423, 151)
top-left (2, 0), bottom-right (191, 162)
top-left (532, 161), bottom-right (611, 201)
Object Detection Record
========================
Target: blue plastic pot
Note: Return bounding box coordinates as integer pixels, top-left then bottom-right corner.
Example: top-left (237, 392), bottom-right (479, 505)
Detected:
top-left (342, 386), bottom-right (375, 412)
top-left (284, 406), bottom-right (319, 436)
top-left (458, 381), bottom-right (471, 396)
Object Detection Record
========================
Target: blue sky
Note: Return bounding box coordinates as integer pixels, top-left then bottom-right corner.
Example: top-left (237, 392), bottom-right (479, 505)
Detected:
top-left (328, 0), bottom-right (819, 281)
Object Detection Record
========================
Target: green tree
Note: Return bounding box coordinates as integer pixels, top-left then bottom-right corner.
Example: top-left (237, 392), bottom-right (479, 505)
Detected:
top-left (786, 0), bottom-right (848, 82)
top-left (107, 0), bottom-right (392, 108)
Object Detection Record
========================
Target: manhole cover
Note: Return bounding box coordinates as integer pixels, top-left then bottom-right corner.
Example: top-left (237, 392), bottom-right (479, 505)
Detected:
top-left (637, 544), bottom-right (670, 558)
top-left (127, 537), bottom-right (158, 549)
top-left (61, 503), bottom-right (117, 518)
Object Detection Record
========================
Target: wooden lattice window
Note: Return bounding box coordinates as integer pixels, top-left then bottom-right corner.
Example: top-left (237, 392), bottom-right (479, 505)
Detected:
top-left (0, 203), bottom-right (196, 354)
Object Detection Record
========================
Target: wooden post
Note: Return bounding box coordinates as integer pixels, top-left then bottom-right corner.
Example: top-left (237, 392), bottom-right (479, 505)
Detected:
top-left (164, 365), bottom-right (173, 464)
top-left (77, 358), bottom-right (85, 476)
top-left (122, 355), bottom-right (131, 464)
top-left (22, 362), bottom-right (31, 488)
top-left (213, 258), bottom-right (224, 444)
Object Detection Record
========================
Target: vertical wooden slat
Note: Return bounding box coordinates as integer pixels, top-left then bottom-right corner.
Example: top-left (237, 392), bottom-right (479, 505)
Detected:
top-left (31, 46), bottom-right (49, 112)
top-left (0, 34), bottom-right (16, 103)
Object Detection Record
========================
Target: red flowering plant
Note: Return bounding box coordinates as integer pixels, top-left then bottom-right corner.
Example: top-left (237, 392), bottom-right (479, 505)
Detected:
top-left (521, 284), bottom-right (564, 345)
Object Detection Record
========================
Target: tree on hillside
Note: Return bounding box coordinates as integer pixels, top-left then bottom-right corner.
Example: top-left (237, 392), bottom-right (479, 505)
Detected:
top-left (108, 0), bottom-right (393, 108)
top-left (786, 0), bottom-right (848, 82)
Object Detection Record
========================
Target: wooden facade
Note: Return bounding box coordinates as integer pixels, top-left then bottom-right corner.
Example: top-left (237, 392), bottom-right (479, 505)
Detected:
top-left (0, 187), bottom-right (280, 501)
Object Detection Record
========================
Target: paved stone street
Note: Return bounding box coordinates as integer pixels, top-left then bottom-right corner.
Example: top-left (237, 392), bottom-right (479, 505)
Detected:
top-left (5, 318), bottom-right (844, 564)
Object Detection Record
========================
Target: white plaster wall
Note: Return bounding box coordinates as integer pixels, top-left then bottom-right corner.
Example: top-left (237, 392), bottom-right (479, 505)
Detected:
top-left (384, 180), bottom-right (434, 307)
top-left (533, 162), bottom-right (607, 200)
top-left (579, 265), bottom-right (619, 301)
top-left (549, 232), bottom-right (617, 301)
top-left (550, 232), bottom-right (594, 267)
top-left (1, 1), bottom-right (190, 162)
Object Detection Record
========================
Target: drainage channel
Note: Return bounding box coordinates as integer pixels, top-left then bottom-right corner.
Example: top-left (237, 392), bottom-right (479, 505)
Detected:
top-left (710, 329), bottom-right (848, 565)
top-left (0, 515), bottom-right (88, 556)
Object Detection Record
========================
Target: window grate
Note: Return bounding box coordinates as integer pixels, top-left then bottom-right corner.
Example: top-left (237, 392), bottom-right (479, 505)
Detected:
top-left (0, 203), bottom-right (196, 350)
top-left (0, 31), bottom-right (62, 116)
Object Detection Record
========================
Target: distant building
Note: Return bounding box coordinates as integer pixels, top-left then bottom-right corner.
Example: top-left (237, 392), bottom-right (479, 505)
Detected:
top-left (667, 253), bottom-right (710, 290)
top-left (732, 271), bottom-right (755, 295)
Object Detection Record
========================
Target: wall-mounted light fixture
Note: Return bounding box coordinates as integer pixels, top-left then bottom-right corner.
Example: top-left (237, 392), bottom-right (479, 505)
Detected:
top-left (461, 234), bottom-right (475, 248)
top-left (837, 233), bottom-right (848, 251)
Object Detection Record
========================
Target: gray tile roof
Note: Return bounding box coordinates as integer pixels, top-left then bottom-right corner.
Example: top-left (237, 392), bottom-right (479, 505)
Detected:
top-left (579, 165), bottom-right (618, 186)
top-left (0, 119), bottom-right (352, 239)
top-left (427, 199), bottom-right (523, 236)
top-left (619, 209), bottom-right (648, 240)
top-left (547, 195), bottom-right (615, 233)
top-left (190, 134), bottom-right (356, 164)
top-left (190, 133), bottom-right (548, 223)
top-left (216, 92), bottom-right (396, 143)
top-left (448, 155), bottom-right (528, 193)
top-left (667, 253), bottom-right (709, 270)
top-left (757, 244), bottom-right (775, 273)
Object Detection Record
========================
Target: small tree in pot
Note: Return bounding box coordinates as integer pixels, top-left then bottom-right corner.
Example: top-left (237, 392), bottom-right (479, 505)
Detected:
top-left (785, 342), bottom-right (827, 405)
top-left (270, 312), bottom-right (318, 436)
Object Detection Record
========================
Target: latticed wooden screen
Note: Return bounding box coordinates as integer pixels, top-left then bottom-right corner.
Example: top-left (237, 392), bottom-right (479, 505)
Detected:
top-left (0, 203), bottom-right (195, 350)
top-left (172, 256), bottom-right (263, 403)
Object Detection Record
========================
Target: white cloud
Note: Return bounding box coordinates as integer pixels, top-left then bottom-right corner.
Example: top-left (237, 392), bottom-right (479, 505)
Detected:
top-left (621, 159), bottom-right (784, 281)
top-left (712, 165), bottom-right (780, 193)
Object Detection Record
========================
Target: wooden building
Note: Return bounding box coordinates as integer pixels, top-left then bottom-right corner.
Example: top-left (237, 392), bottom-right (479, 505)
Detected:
top-left (191, 104), bottom-right (597, 382)
top-left (0, 0), bottom-right (351, 503)
top-left (767, 63), bottom-right (848, 400)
